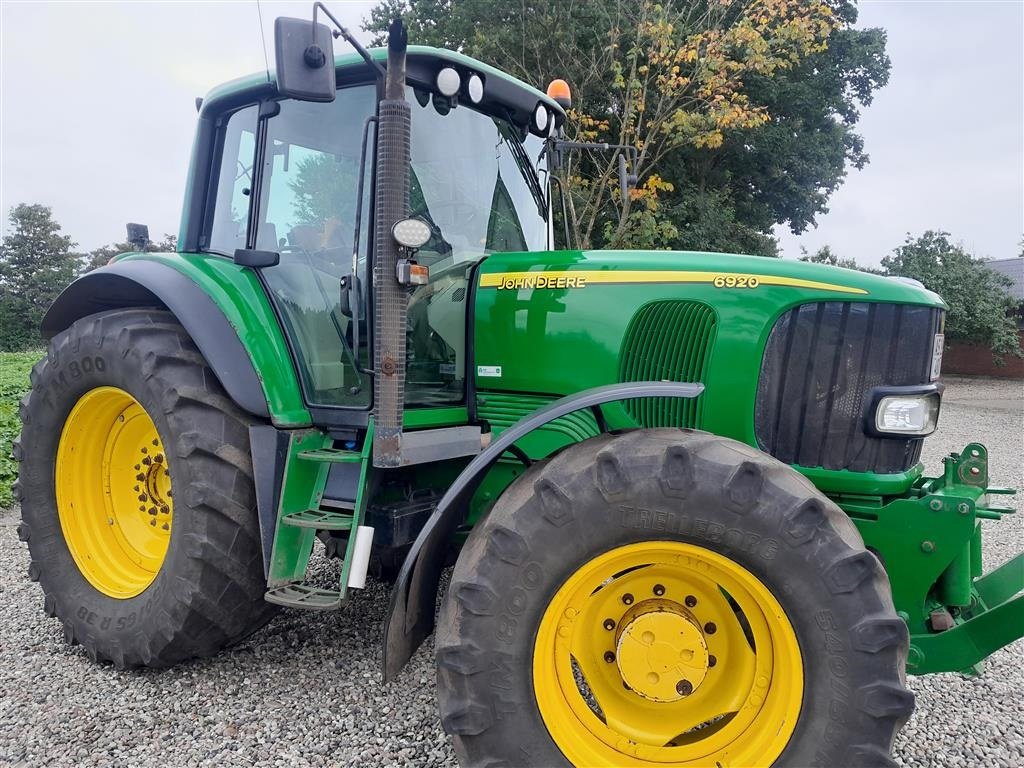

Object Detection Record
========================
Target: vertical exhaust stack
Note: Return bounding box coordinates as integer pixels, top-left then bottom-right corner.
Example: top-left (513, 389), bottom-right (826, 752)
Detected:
top-left (372, 19), bottom-right (412, 467)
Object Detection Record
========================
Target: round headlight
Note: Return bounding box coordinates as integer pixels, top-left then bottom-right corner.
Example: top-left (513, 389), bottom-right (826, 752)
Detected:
top-left (533, 103), bottom-right (549, 133)
top-left (436, 67), bottom-right (460, 98)
top-left (467, 73), bottom-right (484, 104)
top-left (392, 217), bottom-right (432, 249)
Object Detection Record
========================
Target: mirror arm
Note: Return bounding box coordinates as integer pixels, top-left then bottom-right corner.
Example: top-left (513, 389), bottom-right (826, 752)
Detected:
top-left (312, 1), bottom-right (386, 81)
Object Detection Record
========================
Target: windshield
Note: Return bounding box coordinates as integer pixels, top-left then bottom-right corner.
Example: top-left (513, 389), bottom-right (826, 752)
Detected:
top-left (405, 86), bottom-right (547, 406)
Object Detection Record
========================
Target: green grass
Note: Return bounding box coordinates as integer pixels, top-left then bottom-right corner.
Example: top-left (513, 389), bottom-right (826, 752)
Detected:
top-left (0, 350), bottom-right (41, 508)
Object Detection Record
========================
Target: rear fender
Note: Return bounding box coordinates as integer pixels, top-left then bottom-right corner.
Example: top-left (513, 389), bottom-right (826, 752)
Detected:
top-left (382, 381), bottom-right (704, 681)
top-left (42, 255), bottom-right (310, 426)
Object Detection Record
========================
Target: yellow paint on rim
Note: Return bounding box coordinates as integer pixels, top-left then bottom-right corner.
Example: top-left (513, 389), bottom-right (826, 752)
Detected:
top-left (533, 541), bottom-right (803, 766)
top-left (479, 269), bottom-right (868, 294)
top-left (55, 387), bottom-right (173, 598)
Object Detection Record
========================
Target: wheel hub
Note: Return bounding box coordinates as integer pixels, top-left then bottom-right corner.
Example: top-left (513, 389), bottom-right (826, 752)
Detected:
top-left (614, 598), bottom-right (709, 702)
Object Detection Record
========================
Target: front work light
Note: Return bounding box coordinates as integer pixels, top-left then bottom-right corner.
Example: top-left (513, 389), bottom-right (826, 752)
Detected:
top-left (437, 67), bottom-right (460, 97)
top-left (392, 217), bottom-right (431, 249)
top-left (467, 73), bottom-right (484, 103)
top-left (533, 103), bottom-right (550, 133)
top-left (872, 389), bottom-right (941, 437)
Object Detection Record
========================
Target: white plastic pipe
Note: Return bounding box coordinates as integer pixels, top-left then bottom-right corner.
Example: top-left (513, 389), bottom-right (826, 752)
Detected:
top-left (346, 525), bottom-right (375, 589)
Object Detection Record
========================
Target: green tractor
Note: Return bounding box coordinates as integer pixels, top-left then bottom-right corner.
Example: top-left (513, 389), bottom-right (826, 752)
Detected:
top-left (13, 8), bottom-right (1021, 767)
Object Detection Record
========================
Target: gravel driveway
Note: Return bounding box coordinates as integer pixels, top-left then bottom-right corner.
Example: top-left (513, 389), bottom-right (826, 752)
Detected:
top-left (1, 375), bottom-right (1021, 767)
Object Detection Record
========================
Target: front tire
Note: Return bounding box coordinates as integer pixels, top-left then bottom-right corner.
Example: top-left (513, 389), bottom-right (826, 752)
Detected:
top-left (435, 429), bottom-right (913, 767)
top-left (14, 309), bottom-right (276, 668)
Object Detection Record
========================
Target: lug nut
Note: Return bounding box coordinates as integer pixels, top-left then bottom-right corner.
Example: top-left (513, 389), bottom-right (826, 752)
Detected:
top-left (603, 619), bottom-right (615, 631)
top-left (149, 519), bottom-right (157, 527)
top-left (136, 473), bottom-right (146, 482)
top-left (676, 679), bottom-right (693, 696)
top-left (708, 655), bottom-right (717, 667)
top-left (161, 523), bottom-right (169, 531)
top-left (148, 507), bottom-right (158, 516)
top-left (142, 457), bottom-right (152, 466)
top-left (140, 447), bottom-right (148, 454)
top-left (154, 454), bottom-right (164, 464)
top-left (152, 439), bottom-right (159, 446)
top-left (160, 505), bottom-right (170, 514)
top-left (685, 595), bottom-right (697, 608)
top-left (653, 584), bottom-right (665, 596)
top-left (138, 494), bottom-right (148, 502)
top-left (622, 593), bottom-right (634, 605)
top-left (604, 651), bottom-right (616, 663)
top-left (704, 622), bottom-right (717, 635)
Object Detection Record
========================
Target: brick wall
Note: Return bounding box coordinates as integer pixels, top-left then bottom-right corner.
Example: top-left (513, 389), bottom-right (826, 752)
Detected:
top-left (943, 331), bottom-right (1024, 378)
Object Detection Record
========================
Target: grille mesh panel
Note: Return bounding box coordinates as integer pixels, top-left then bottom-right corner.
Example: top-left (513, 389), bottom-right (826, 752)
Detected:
top-left (618, 300), bottom-right (716, 428)
top-left (755, 302), bottom-right (943, 473)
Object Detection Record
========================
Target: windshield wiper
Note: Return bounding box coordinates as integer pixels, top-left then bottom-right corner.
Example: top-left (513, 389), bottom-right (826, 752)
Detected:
top-left (502, 127), bottom-right (547, 218)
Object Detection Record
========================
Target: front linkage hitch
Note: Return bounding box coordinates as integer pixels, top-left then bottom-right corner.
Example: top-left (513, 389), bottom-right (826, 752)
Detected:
top-left (837, 443), bottom-right (1021, 675)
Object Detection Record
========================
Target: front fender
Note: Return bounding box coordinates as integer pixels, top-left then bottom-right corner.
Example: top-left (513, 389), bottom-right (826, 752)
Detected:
top-left (382, 381), bottom-right (704, 681)
top-left (42, 254), bottom-right (310, 427)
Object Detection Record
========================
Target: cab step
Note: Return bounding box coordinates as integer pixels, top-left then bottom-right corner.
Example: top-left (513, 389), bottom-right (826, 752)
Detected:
top-left (264, 583), bottom-right (341, 610)
top-left (297, 447), bottom-right (362, 463)
top-left (282, 509), bottom-right (354, 531)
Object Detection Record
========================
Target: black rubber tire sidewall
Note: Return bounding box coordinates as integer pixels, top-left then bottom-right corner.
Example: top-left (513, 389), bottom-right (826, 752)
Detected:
top-left (16, 309), bottom-right (274, 668)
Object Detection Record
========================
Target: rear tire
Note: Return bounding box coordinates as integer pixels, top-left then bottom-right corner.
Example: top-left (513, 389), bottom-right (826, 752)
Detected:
top-left (435, 429), bottom-right (913, 767)
top-left (14, 308), bottom-right (276, 668)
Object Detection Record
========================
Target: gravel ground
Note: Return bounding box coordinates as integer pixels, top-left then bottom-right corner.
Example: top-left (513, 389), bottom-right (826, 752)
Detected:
top-left (1, 375), bottom-right (1020, 767)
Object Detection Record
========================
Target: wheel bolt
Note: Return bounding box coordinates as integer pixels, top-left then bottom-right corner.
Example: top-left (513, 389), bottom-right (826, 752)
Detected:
top-left (154, 454), bottom-right (164, 464)
top-left (142, 457), bottom-right (152, 466)
top-left (161, 505), bottom-right (170, 514)
top-left (138, 494), bottom-right (148, 502)
top-left (604, 651), bottom-right (615, 663)
top-left (161, 523), bottom-right (169, 531)
top-left (704, 622), bottom-right (717, 635)
top-left (152, 439), bottom-right (159, 447)
top-left (141, 447), bottom-right (148, 454)
top-left (676, 679), bottom-right (693, 696)
top-left (653, 584), bottom-right (665, 596)
top-left (149, 519), bottom-right (157, 527)
top-left (603, 618), bottom-right (615, 631)
top-left (708, 655), bottom-right (717, 667)
top-left (148, 507), bottom-right (158, 516)
top-left (622, 593), bottom-right (634, 605)
top-left (685, 595), bottom-right (697, 608)
top-left (136, 473), bottom-right (146, 482)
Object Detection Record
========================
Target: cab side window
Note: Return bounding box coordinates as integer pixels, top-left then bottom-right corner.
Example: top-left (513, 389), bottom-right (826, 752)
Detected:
top-left (207, 105), bottom-right (258, 256)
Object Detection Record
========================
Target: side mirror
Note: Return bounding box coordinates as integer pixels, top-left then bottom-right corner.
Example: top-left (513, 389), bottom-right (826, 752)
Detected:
top-left (274, 17), bottom-right (336, 102)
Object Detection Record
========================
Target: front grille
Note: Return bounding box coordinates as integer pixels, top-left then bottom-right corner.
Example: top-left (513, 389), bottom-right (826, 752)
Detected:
top-left (619, 300), bottom-right (716, 428)
top-left (755, 302), bottom-right (942, 473)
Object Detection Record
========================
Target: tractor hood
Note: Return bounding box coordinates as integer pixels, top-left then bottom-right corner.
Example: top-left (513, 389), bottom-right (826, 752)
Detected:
top-left (472, 248), bottom-right (946, 497)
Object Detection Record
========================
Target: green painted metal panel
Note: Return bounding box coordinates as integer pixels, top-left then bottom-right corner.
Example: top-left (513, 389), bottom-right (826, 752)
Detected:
top-left (117, 252), bottom-right (311, 427)
top-left (473, 249), bottom-right (944, 495)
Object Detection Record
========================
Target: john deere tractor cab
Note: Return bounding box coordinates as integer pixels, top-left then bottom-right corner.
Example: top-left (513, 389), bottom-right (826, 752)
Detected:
top-left (15, 6), bottom-right (1022, 767)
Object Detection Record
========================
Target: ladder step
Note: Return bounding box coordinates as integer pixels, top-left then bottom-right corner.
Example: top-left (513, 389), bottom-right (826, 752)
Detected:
top-left (264, 583), bottom-right (341, 610)
top-left (282, 508), bottom-right (354, 530)
top-left (297, 448), bottom-right (363, 463)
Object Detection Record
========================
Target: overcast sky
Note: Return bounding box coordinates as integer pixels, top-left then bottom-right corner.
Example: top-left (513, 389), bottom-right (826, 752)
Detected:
top-left (1, 0), bottom-right (1021, 266)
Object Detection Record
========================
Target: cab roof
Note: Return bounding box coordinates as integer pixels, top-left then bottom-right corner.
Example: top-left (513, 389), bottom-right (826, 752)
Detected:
top-left (199, 45), bottom-right (564, 133)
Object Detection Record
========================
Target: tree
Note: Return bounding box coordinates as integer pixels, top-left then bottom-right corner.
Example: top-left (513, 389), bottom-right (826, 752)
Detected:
top-left (881, 231), bottom-right (1022, 360)
top-left (0, 204), bottom-right (79, 351)
top-left (799, 244), bottom-right (873, 271)
top-left (364, 0), bottom-right (888, 254)
top-left (82, 233), bottom-right (177, 273)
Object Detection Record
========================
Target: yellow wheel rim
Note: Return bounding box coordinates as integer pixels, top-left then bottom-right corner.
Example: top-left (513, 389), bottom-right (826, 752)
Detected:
top-left (55, 386), bottom-right (173, 599)
top-left (533, 542), bottom-right (803, 766)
